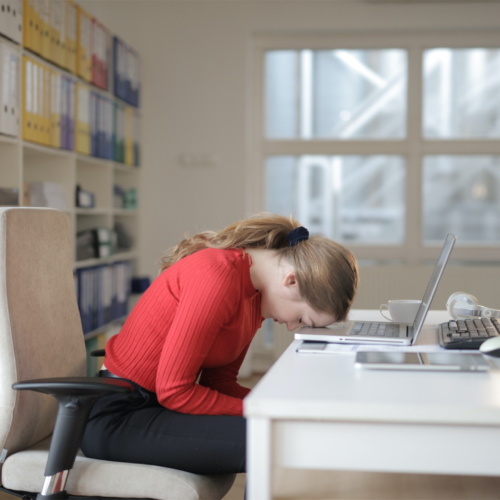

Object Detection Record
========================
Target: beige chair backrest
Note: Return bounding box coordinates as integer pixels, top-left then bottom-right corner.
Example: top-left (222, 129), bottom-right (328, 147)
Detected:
top-left (0, 208), bottom-right (86, 479)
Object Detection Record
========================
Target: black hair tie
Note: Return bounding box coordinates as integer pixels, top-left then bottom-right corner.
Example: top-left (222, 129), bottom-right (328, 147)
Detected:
top-left (287, 226), bottom-right (309, 247)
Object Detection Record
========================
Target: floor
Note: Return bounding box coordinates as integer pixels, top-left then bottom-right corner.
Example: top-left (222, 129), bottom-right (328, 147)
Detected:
top-left (3, 374), bottom-right (500, 500)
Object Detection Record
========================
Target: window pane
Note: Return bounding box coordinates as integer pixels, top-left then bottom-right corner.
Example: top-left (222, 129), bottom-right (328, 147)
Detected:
top-left (266, 155), bottom-right (406, 244)
top-left (265, 49), bottom-right (407, 140)
top-left (423, 156), bottom-right (500, 243)
top-left (423, 49), bottom-right (500, 139)
top-left (265, 51), bottom-right (299, 139)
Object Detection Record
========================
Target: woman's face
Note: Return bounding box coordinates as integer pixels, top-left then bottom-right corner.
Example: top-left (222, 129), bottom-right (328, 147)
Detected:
top-left (260, 271), bottom-right (336, 331)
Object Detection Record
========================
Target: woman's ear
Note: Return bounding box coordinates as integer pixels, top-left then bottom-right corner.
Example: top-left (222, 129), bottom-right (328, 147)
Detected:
top-left (283, 271), bottom-right (298, 287)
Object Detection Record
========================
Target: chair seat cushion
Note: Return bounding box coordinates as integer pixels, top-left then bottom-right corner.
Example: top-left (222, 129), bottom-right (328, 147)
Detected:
top-left (2, 436), bottom-right (236, 500)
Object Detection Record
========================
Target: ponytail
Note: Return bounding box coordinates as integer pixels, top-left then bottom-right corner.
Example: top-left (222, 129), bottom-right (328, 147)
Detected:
top-left (159, 213), bottom-right (358, 322)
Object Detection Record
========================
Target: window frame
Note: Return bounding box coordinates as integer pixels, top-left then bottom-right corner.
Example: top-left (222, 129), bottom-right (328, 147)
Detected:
top-left (248, 30), bottom-right (500, 264)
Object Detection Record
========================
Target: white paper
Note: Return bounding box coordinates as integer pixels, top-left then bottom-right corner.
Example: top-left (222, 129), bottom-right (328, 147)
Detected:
top-left (297, 326), bottom-right (478, 354)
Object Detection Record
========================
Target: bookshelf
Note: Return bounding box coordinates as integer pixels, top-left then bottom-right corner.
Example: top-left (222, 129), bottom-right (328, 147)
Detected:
top-left (0, 78), bottom-right (141, 267)
top-left (0, 3), bottom-right (142, 374)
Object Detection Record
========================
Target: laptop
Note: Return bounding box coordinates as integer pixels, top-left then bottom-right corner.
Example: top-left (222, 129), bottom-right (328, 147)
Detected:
top-left (295, 234), bottom-right (456, 346)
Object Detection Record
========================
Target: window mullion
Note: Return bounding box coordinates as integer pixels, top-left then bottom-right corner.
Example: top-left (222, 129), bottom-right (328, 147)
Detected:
top-left (405, 44), bottom-right (424, 265)
top-left (422, 141), bottom-right (500, 155)
top-left (263, 140), bottom-right (408, 156)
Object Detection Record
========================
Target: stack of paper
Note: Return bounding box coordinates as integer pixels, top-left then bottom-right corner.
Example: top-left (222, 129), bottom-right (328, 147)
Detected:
top-left (29, 181), bottom-right (67, 210)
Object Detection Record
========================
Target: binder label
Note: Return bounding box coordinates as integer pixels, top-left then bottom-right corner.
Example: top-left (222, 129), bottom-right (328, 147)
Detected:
top-left (33, 63), bottom-right (38, 115)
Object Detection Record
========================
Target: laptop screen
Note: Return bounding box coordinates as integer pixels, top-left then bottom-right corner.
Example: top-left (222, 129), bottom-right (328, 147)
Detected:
top-left (410, 234), bottom-right (456, 339)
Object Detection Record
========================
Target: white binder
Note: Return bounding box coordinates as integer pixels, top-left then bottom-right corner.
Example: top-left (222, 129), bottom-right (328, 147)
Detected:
top-left (0, 40), bottom-right (19, 136)
top-left (10, 0), bottom-right (23, 45)
top-left (0, 4), bottom-right (5, 39)
top-left (7, 42), bottom-right (20, 136)
top-left (0, 0), bottom-right (23, 44)
top-left (0, 40), bottom-right (8, 135)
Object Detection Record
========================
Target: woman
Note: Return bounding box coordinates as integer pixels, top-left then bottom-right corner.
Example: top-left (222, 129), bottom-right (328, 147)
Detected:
top-left (81, 214), bottom-right (358, 475)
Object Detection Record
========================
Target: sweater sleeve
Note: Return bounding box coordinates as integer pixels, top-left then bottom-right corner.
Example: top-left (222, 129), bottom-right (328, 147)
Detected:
top-left (199, 341), bottom-right (252, 399)
top-left (156, 261), bottom-right (245, 416)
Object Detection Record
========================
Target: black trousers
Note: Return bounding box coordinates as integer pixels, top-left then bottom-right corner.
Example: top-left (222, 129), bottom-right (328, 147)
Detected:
top-left (80, 373), bottom-right (246, 475)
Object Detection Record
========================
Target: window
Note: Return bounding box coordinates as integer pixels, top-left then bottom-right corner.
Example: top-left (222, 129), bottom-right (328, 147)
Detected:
top-left (266, 155), bottom-right (406, 244)
top-left (251, 32), bottom-right (500, 263)
top-left (266, 49), bottom-right (407, 140)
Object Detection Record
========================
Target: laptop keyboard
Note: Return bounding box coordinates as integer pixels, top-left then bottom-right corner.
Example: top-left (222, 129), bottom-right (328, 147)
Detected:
top-left (350, 322), bottom-right (402, 337)
top-left (440, 317), bottom-right (500, 349)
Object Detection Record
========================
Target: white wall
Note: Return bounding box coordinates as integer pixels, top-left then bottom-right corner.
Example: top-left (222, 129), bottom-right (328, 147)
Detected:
top-left (81, 0), bottom-right (500, 278)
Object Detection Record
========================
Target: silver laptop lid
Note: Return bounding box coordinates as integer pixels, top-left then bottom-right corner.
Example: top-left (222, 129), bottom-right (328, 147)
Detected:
top-left (409, 233), bottom-right (456, 342)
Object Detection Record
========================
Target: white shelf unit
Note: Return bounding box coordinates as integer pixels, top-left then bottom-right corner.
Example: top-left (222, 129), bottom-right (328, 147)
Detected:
top-left (0, 31), bottom-right (141, 341)
top-left (0, 139), bottom-right (141, 264)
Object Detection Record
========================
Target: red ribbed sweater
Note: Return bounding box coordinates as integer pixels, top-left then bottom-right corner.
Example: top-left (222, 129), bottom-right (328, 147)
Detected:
top-left (105, 248), bottom-right (263, 416)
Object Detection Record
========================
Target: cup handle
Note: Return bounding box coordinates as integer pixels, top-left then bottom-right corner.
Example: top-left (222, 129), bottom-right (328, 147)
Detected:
top-left (379, 304), bottom-right (392, 321)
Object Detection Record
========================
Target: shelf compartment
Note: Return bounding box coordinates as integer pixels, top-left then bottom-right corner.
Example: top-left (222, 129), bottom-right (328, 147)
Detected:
top-left (76, 158), bottom-right (113, 210)
top-left (113, 214), bottom-right (138, 255)
top-left (22, 147), bottom-right (74, 211)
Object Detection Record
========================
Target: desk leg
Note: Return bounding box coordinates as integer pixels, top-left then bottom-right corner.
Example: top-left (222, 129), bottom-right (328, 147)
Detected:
top-left (247, 417), bottom-right (272, 500)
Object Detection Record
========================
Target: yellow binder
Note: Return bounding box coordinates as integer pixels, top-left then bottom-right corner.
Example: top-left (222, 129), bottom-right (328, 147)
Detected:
top-left (75, 81), bottom-right (90, 154)
top-left (76, 6), bottom-right (91, 82)
top-left (65, 0), bottom-right (77, 73)
top-left (32, 58), bottom-right (41, 142)
top-left (41, 0), bottom-right (51, 60)
top-left (50, 0), bottom-right (58, 64)
top-left (37, 62), bottom-right (45, 144)
top-left (43, 64), bottom-right (51, 145)
top-left (50, 0), bottom-right (64, 66)
top-left (33, 0), bottom-right (42, 54)
top-left (58, 0), bottom-right (66, 68)
top-left (22, 56), bottom-right (34, 141)
top-left (50, 69), bottom-right (61, 148)
top-left (22, 0), bottom-right (34, 50)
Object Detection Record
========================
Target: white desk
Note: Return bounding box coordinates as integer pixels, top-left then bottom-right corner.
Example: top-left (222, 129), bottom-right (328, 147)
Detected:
top-left (244, 310), bottom-right (500, 500)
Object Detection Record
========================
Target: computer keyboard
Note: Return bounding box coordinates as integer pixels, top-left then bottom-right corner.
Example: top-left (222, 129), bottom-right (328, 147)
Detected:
top-left (350, 322), bottom-right (402, 337)
top-left (440, 317), bottom-right (500, 349)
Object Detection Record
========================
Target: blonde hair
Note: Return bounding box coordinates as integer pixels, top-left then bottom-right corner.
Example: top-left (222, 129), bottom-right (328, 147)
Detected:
top-left (159, 214), bottom-right (359, 322)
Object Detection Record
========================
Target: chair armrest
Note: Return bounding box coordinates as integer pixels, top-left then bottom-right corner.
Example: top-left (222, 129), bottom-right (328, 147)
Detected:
top-left (89, 348), bottom-right (105, 357)
top-left (13, 377), bottom-right (133, 478)
top-left (13, 376), bottom-right (131, 395)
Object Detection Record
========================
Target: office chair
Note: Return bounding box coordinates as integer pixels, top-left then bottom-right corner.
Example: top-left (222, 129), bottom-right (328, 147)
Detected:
top-left (0, 207), bottom-right (235, 500)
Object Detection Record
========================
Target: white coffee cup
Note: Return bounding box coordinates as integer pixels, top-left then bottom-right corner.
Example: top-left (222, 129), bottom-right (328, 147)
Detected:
top-left (379, 300), bottom-right (421, 324)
